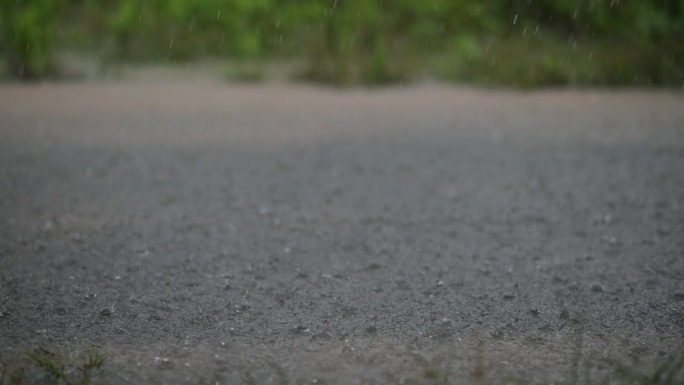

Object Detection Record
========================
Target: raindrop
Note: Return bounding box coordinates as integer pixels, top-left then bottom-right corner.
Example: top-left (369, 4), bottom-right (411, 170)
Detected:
top-left (216, 10), bottom-right (221, 20)
top-left (155, 357), bottom-right (174, 370)
top-left (513, 14), bottom-right (518, 25)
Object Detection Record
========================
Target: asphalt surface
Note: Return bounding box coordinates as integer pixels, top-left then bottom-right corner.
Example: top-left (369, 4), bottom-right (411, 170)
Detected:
top-left (1, 83), bottom-right (683, 384)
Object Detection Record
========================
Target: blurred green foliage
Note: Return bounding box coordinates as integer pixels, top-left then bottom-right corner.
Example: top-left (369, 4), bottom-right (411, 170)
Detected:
top-left (2, 0), bottom-right (683, 86)
top-left (1, 0), bottom-right (63, 79)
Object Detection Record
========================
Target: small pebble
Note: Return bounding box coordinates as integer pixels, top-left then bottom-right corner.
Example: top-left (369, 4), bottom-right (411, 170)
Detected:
top-left (100, 307), bottom-right (114, 316)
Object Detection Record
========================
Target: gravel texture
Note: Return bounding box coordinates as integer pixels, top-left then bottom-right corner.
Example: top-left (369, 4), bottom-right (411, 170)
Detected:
top-left (1, 83), bottom-right (683, 384)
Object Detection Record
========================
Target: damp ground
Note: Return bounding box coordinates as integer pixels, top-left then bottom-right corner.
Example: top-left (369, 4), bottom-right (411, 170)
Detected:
top-left (1, 82), bottom-right (683, 384)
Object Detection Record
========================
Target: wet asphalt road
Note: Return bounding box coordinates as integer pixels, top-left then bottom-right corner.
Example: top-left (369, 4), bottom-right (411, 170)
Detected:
top-left (0, 83), bottom-right (683, 384)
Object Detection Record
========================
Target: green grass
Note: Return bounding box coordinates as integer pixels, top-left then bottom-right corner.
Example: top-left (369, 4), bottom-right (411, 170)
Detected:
top-left (0, 348), bottom-right (105, 385)
top-left (46, 7), bottom-right (684, 89)
top-left (1, 344), bottom-right (681, 385)
top-left (608, 355), bottom-right (684, 385)
top-left (284, 34), bottom-right (684, 88)
top-left (19, 16), bottom-right (684, 88)
top-left (432, 35), bottom-right (684, 88)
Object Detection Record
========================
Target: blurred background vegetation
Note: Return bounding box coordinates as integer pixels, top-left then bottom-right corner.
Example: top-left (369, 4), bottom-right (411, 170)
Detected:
top-left (1, 0), bottom-right (683, 87)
